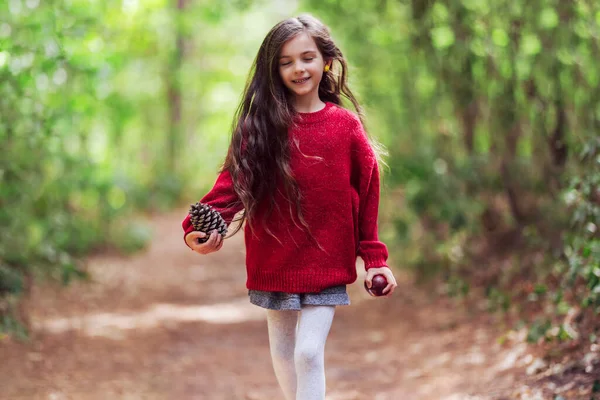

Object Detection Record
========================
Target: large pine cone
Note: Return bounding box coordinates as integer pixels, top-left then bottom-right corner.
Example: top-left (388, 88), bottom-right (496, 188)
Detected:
top-left (189, 202), bottom-right (227, 243)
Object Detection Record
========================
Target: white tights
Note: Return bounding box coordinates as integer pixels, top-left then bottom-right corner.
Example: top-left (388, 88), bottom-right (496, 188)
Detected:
top-left (266, 306), bottom-right (336, 400)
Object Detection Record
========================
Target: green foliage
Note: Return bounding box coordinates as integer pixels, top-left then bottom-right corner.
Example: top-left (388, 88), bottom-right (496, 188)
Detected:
top-left (0, 0), bottom-right (291, 334)
top-left (0, 266), bottom-right (23, 295)
top-left (0, 313), bottom-right (28, 340)
top-left (0, 1), bottom-right (109, 332)
top-left (109, 220), bottom-right (154, 255)
top-left (563, 136), bottom-right (600, 311)
top-left (303, 0), bottom-right (600, 338)
top-left (527, 318), bottom-right (552, 343)
top-left (1, 0), bottom-right (598, 343)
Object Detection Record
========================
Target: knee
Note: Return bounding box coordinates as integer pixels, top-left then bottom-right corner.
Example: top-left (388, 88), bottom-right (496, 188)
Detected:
top-left (294, 344), bottom-right (323, 369)
top-left (271, 343), bottom-right (294, 365)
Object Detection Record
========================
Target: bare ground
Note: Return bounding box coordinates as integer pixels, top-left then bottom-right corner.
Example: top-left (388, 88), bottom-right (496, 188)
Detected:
top-left (0, 210), bottom-right (595, 399)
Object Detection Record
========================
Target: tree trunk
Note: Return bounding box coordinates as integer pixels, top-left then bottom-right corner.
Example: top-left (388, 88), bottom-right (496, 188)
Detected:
top-left (499, 19), bottom-right (527, 225)
top-left (166, 0), bottom-right (186, 176)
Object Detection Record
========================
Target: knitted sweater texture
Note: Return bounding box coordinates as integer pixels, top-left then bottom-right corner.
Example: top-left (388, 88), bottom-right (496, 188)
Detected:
top-left (182, 102), bottom-right (388, 293)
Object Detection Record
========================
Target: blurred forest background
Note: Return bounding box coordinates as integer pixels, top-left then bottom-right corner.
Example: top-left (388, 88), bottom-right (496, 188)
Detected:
top-left (1, 0), bottom-right (599, 358)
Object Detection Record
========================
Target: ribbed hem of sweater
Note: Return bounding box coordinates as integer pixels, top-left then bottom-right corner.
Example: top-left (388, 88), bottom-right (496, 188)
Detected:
top-left (246, 267), bottom-right (358, 294)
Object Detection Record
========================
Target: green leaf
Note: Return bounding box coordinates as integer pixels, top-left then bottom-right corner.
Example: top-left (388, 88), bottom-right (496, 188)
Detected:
top-left (539, 8), bottom-right (559, 29)
top-left (0, 265), bottom-right (23, 294)
top-left (431, 3), bottom-right (449, 23)
top-left (534, 284), bottom-right (547, 295)
top-left (522, 34), bottom-right (541, 56)
top-left (492, 29), bottom-right (509, 47)
top-left (431, 26), bottom-right (455, 49)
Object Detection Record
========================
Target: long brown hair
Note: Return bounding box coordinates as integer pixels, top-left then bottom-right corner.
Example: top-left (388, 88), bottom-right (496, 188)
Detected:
top-left (223, 14), bottom-right (383, 238)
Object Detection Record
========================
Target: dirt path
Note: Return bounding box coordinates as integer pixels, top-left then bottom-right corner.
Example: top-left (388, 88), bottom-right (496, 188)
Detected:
top-left (0, 210), bottom-right (562, 399)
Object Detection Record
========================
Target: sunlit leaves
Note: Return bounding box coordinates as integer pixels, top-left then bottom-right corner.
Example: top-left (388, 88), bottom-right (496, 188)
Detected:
top-left (469, 39), bottom-right (487, 57)
top-left (492, 28), bottom-right (509, 47)
top-left (431, 26), bottom-right (455, 49)
top-left (414, 71), bottom-right (437, 98)
top-left (539, 8), bottom-right (559, 29)
top-left (1, 0), bottom-right (270, 333)
top-left (431, 3), bottom-right (449, 24)
top-left (0, 23), bottom-right (11, 37)
top-left (556, 48), bottom-right (574, 65)
top-left (521, 34), bottom-right (541, 56)
top-left (461, 0), bottom-right (490, 14)
top-left (107, 186), bottom-right (126, 210)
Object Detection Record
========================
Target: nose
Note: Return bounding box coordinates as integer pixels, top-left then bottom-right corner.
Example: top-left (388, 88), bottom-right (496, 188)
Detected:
top-left (294, 62), bottom-right (305, 74)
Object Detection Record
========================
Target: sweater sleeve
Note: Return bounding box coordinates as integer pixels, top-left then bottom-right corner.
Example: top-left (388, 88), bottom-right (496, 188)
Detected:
top-left (182, 169), bottom-right (244, 248)
top-left (350, 119), bottom-right (389, 270)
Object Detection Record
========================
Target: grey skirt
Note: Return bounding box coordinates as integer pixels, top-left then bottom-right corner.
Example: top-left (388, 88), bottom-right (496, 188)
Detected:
top-left (249, 285), bottom-right (350, 311)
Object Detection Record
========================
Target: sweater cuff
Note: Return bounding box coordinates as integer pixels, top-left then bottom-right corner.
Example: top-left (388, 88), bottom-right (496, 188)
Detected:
top-left (361, 254), bottom-right (389, 271)
top-left (182, 214), bottom-right (195, 249)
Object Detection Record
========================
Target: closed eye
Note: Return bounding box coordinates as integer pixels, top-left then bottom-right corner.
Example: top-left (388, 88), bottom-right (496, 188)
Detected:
top-left (280, 58), bottom-right (315, 66)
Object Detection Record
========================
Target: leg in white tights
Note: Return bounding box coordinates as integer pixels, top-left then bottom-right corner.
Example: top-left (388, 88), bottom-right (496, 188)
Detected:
top-left (267, 309), bottom-right (298, 400)
top-left (266, 306), bottom-right (336, 400)
top-left (294, 305), bottom-right (336, 400)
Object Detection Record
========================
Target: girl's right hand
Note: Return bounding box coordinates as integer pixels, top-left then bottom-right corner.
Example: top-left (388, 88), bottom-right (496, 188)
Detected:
top-left (185, 230), bottom-right (224, 254)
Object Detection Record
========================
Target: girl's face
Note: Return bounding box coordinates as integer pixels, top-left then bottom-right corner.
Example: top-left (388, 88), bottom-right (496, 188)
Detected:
top-left (278, 33), bottom-right (329, 103)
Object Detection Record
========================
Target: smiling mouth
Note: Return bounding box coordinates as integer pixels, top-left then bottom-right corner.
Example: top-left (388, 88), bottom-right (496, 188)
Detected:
top-left (292, 77), bottom-right (310, 84)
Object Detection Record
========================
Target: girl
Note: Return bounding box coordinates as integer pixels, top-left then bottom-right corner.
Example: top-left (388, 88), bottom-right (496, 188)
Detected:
top-left (182, 14), bottom-right (397, 400)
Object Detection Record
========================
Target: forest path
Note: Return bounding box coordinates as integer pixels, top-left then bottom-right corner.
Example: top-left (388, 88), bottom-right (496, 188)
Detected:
top-left (1, 210), bottom-right (542, 400)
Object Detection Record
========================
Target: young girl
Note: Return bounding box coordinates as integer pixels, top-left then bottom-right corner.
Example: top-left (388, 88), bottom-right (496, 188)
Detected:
top-left (182, 14), bottom-right (397, 400)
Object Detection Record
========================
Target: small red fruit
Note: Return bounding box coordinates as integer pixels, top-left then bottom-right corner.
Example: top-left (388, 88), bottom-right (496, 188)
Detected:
top-left (364, 274), bottom-right (388, 297)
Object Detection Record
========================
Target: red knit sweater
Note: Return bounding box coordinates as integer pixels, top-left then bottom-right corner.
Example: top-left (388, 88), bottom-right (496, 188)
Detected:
top-left (182, 102), bottom-right (388, 293)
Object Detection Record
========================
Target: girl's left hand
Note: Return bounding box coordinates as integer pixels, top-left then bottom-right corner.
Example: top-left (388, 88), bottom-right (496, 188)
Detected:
top-left (365, 267), bottom-right (398, 297)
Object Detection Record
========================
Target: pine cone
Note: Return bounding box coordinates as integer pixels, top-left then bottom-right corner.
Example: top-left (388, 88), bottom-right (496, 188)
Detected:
top-left (188, 202), bottom-right (228, 243)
